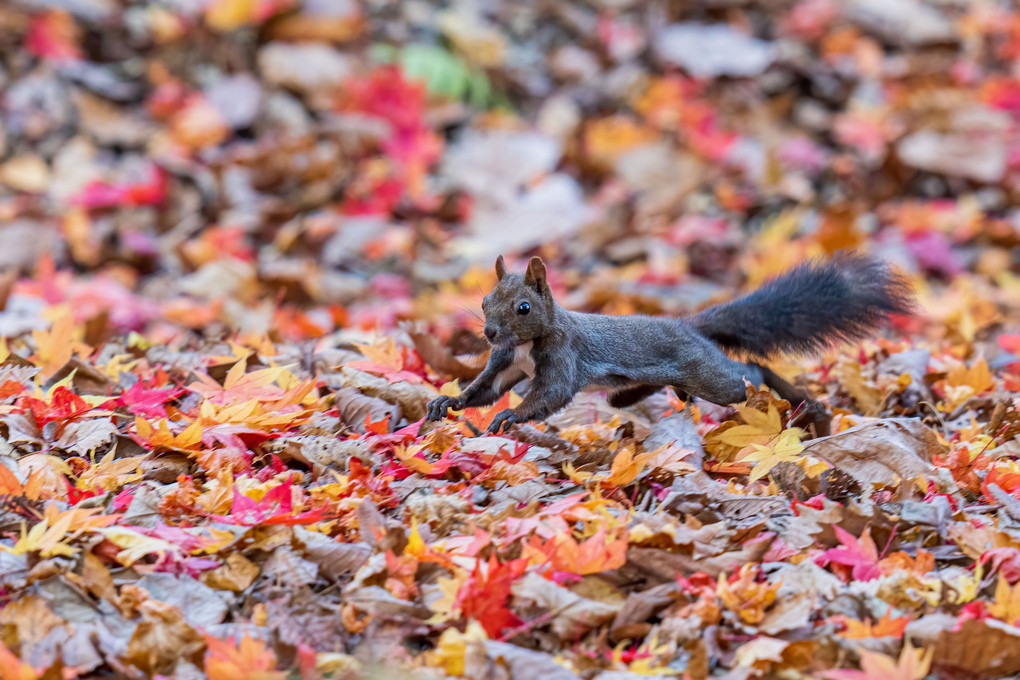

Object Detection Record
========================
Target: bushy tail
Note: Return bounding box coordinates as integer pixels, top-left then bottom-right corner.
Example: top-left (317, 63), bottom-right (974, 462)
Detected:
top-left (692, 253), bottom-right (914, 359)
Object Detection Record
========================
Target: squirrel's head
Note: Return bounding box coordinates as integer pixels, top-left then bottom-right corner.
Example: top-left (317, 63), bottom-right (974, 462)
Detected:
top-left (481, 255), bottom-right (554, 348)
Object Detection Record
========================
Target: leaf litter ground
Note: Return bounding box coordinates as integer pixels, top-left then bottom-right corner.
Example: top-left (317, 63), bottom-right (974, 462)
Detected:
top-left (0, 0), bottom-right (1020, 679)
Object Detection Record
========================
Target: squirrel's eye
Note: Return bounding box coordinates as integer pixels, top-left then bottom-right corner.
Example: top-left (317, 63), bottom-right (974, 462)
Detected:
top-left (517, 301), bottom-right (530, 315)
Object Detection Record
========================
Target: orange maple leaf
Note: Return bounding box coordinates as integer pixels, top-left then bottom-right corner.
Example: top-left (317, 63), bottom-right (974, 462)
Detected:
top-left (878, 549), bottom-right (934, 577)
top-left (938, 359), bottom-right (996, 410)
top-left (0, 465), bottom-right (45, 501)
top-left (717, 564), bottom-right (780, 624)
top-left (526, 526), bottom-right (627, 575)
top-left (133, 417), bottom-right (204, 453)
top-left (836, 611), bottom-right (911, 639)
top-left (189, 359), bottom-right (313, 407)
top-left (565, 445), bottom-right (657, 488)
top-left (463, 392), bottom-right (512, 432)
top-left (204, 634), bottom-right (286, 680)
top-left (32, 314), bottom-right (90, 381)
top-left (364, 413), bottom-right (390, 434)
top-left (0, 641), bottom-right (40, 680)
top-left (822, 641), bottom-right (932, 680)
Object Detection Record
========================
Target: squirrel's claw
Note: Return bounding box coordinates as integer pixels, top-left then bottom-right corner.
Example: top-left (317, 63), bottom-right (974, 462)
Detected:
top-left (486, 409), bottom-right (519, 434)
top-left (426, 395), bottom-right (462, 421)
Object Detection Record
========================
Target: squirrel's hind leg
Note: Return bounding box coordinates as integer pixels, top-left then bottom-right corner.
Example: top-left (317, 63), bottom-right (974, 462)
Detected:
top-left (753, 364), bottom-right (830, 437)
top-left (608, 384), bottom-right (661, 408)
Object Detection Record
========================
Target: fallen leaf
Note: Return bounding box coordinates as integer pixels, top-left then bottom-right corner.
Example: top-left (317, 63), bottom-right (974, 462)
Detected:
top-left (802, 418), bottom-right (941, 485)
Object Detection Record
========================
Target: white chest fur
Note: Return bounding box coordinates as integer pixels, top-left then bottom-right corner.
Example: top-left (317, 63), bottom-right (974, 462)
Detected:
top-left (512, 341), bottom-right (536, 378)
top-left (493, 341), bottom-right (535, 392)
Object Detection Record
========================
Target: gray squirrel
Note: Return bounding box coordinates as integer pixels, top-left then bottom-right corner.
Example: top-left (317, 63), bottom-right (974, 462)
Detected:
top-left (426, 254), bottom-right (913, 435)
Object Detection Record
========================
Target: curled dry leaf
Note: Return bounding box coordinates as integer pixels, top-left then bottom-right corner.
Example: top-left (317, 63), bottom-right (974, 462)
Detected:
top-left (124, 599), bottom-right (205, 675)
top-left (409, 329), bottom-right (488, 381)
top-left (296, 528), bottom-right (371, 581)
top-left (801, 418), bottom-right (943, 486)
top-left (54, 418), bottom-right (118, 456)
top-left (279, 435), bottom-right (371, 474)
top-left (333, 386), bottom-right (399, 434)
top-left (201, 552), bottom-right (259, 592)
top-left (485, 641), bottom-right (581, 680)
top-left (546, 393), bottom-right (652, 440)
top-left (340, 366), bottom-right (433, 422)
top-left (510, 572), bottom-right (621, 640)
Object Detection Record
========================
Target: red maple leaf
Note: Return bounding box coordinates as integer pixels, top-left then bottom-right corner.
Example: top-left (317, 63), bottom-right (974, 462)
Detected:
top-left (982, 547), bottom-right (1020, 584)
top-left (72, 165), bottom-right (167, 209)
top-left (456, 556), bottom-right (528, 637)
top-left (19, 386), bottom-right (92, 428)
top-left (823, 526), bottom-right (881, 582)
top-left (210, 481), bottom-right (329, 526)
top-left (937, 445), bottom-right (990, 494)
top-left (25, 9), bottom-right (81, 62)
top-left (103, 381), bottom-right (185, 419)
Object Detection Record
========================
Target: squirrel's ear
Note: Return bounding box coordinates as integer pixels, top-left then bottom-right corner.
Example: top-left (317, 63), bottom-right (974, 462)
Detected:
top-left (495, 255), bottom-right (507, 281)
top-left (524, 256), bottom-right (547, 293)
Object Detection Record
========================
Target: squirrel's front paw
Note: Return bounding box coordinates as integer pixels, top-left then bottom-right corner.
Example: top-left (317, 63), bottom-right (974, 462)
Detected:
top-left (486, 409), bottom-right (519, 434)
top-left (426, 395), bottom-right (462, 421)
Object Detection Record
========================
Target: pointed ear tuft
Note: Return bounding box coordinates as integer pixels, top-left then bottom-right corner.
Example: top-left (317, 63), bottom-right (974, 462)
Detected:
top-left (495, 255), bottom-right (507, 281)
top-left (524, 256), bottom-right (547, 293)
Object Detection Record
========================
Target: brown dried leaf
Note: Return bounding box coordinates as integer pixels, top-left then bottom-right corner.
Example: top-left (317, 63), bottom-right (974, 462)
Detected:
top-left (409, 329), bottom-right (488, 381)
top-left (485, 640), bottom-right (582, 680)
top-left (0, 595), bottom-right (63, 648)
top-left (801, 418), bottom-right (942, 485)
top-left (334, 385), bottom-right (399, 433)
top-left (340, 366), bottom-right (433, 422)
top-left (933, 618), bottom-right (1020, 675)
top-left (511, 572), bottom-right (621, 640)
top-left (201, 553), bottom-right (259, 592)
top-left (124, 600), bottom-right (204, 675)
top-left (54, 418), bottom-right (118, 456)
top-left (837, 359), bottom-right (884, 416)
top-left (297, 528), bottom-right (371, 581)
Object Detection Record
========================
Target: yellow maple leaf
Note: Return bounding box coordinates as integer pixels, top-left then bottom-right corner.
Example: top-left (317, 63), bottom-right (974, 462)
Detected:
top-left (97, 526), bottom-right (180, 566)
top-left (393, 443), bottom-right (436, 475)
top-left (797, 455), bottom-right (831, 478)
top-left (838, 359), bottom-right (884, 416)
top-left (406, 519), bottom-right (426, 559)
top-left (1, 506), bottom-right (112, 558)
top-left (739, 429), bottom-right (804, 483)
top-left (428, 621), bottom-right (487, 676)
top-left (717, 564), bottom-right (780, 624)
top-left (3, 518), bottom-right (76, 558)
top-left (989, 574), bottom-right (1020, 624)
top-left (712, 403), bottom-right (798, 461)
top-left (606, 445), bottom-right (657, 486)
top-left (32, 312), bottom-right (89, 381)
top-left (426, 574), bottom-right (466, 625)
top-left (939, 359), bottom-right (996, 411)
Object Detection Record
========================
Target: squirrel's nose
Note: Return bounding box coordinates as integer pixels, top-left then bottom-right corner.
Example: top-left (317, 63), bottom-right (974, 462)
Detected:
top-left (484, 325), bottom-right (497, 341)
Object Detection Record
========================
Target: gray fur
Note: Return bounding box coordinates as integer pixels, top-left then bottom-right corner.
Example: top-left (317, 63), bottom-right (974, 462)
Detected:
top-left (427, 254), bottom-right (913, 434)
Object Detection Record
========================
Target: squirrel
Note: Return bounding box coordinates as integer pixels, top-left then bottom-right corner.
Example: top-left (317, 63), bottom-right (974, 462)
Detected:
top-left (426, 253), bottom-right (913, 435)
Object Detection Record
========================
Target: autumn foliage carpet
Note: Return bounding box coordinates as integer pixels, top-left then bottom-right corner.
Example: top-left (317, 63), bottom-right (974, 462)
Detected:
top-left (2, 0), bottom-right (1020, 679)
